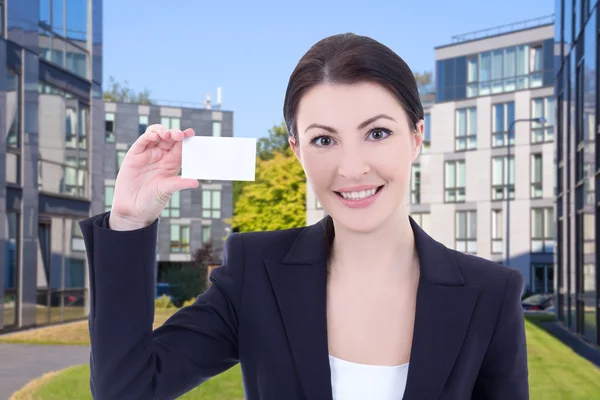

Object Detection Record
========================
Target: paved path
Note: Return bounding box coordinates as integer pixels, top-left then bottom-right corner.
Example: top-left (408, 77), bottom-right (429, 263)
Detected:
top-left (0, 343), bottom-right (90, 400)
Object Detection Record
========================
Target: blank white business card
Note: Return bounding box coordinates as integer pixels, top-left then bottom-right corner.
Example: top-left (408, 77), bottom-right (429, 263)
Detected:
top-left (181, 136), bottom-right (257, 181)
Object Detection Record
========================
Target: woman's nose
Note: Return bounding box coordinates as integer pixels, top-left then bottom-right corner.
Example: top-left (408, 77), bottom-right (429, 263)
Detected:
top-left (337, 147), bottom-right (370, 180)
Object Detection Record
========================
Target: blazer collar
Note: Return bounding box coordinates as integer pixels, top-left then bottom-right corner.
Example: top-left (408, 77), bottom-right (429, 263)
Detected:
top-left (281, 215), bottom-right (466, 286)
top-left (265, 215), bottom-right (479, 400)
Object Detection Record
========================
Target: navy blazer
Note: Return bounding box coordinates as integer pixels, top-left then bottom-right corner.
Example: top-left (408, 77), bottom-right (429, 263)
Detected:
top-left (79, 211), bottom-right (529, 400)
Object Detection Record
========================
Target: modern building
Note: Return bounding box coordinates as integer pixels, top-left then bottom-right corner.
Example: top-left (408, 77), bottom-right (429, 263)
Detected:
top-left (102, 101), bottom-right (233, 282)
top-left (306, 16), bottom-right (557, 295)
top-left (0, 0), bottom-right (103, 333)
top-left (555, 0), bottom-right (599, 347)
top-left (422, 16), bottom-right (557, 294)
top-left (0, 0), bottom-right (233, 334)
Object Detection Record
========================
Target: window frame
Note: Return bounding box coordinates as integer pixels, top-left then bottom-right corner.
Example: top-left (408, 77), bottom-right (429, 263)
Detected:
top-left (444, 160), bottom-right (466, 203)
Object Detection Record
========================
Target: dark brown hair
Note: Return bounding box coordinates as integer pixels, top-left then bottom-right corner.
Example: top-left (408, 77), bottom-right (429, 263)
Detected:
top-left (282, 33), bottom-right (424, 261)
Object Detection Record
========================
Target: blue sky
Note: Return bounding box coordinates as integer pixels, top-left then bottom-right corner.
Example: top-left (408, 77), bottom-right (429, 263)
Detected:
top-left (103, 0), bottom-right (554, 139)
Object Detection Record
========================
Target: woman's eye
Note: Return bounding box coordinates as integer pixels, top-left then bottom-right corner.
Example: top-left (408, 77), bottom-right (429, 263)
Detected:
top-left (368, 128), bottom-right (392, 140)
top-left (311, 136), bottom-right (334, 147)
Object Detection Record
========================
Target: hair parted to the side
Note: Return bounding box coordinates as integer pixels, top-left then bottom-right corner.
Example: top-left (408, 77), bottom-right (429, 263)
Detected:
top-left (282, 33), bottom-right (425, 261)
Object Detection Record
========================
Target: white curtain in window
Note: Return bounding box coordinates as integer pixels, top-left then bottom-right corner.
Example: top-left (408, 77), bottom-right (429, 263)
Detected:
top-left (446, 162), bottom-right (456, 188)
top-left (492, 158), bottom-right (504, 185)
top-left (468, 212), bottom-right (477, 238)
top-left (456, 109), bottom-right (466, 137)
top-left (456, 162), bottom-right (466, 188)
top-left (467, 58), bottom-right (478, 82)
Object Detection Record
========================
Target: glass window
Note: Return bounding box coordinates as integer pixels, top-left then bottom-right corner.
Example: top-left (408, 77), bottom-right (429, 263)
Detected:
top-left (531, 263), bottom-right (554, 294)
top-left (531, 208), bottom-right (554, 253)
top-left (104, 184), bottom-right (114, 212)
top-left (213, 121), bottom-right (222, 137)
top-left (516, 45), bottom-right (530, 89)
top-left (531, 154), bottom-right (543, 198)
top-left (139, 115), bottom-right (148, 135)
top-left (116, 149), bottom-right (127, 175)
top-left (105, 112), bottom-right (115, 143)
top-left (4, 212), bottom-right (19, 327)
top-left (161, 117), bottom-right (180, 130)
top-left (65, 0), bottom-right (88, 41)
top-left (6, 69), bottom-right (21, 185)
top-left (65, 107), bottom-right (78, 149)
top-left (492, 102), bottom-right (515, 147)
top-left (531, 97), bottom-right (554, 144)
top-left (40, 0), bottom-right (51, 25)
top-left (161, 191), bottom-right (180, 217)
top-left (170, 224), bottom-right (190, 253)
top-left (504, 47), bottom-right (517, 91)
top-left (491, 209), bottom-right (503, 254)
top-left (7, 70), bottom-right (20, 148)
top-left (492, 156), bottom-right (515, 200)
top-left (479, 52), bottom-right (491, 95)
top-left (456, 210), bottom-right (477, 254)
top-left (467, 56), bottom-right (478, 98)
top-left (202, 190), bottom-right (222, 219)
top-left (411, 212), bottom-right (431, 233)
top-left (422, 114), bottom-right (431, 153)
top-left (202, 226), bottom-right (211, 243)
top-left (52, 0), bottom-right (65, 35)
top-left (0, 1), bottom-right (5, 37)
top-left (445, 160), bottom-right (466, 203)
top-left (455, 107), bottom-right (477, 150)
top-left (491, 50), bottom-right (504, 93)
top-left (411, 164), bottom-right (420, 204)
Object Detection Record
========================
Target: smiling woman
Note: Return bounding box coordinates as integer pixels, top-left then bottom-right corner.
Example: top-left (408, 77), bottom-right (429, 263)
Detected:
top-left (78, 32), bottom-right (529, 400)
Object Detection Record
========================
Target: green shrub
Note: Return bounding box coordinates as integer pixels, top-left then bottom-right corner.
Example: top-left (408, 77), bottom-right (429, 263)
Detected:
top-left (182, 297), bottom-right (197, 308)
top-left (155, 294), bottom-right (175, 309)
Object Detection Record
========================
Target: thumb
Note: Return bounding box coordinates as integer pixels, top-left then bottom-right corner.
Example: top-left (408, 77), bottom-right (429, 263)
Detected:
top-left (162, 176), bottom-right (199, 195)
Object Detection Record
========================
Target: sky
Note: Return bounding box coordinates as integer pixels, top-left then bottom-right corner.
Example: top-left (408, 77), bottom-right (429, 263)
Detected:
top-left (103, 0), bottom-right (555, 139)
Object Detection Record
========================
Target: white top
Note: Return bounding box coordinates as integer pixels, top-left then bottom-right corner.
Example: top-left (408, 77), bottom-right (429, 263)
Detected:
top-left (329, 355), bottom-right (409, 399)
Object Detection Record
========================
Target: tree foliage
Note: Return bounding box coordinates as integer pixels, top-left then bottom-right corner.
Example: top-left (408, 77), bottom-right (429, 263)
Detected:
top-left (414, 70), bottom-right (434, 94)
top-left (103, 76), bottom-right (152, 104)
top-left (233, 121), bottom-right (293, 215)
top-left (256, 122), bottom-right (290, 161)
top-left (232, 148), bottom-right (306, 232)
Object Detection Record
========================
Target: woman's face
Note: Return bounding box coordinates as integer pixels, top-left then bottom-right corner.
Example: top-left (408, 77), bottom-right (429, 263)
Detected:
top-left (291, 81), bottom-right (423, 233)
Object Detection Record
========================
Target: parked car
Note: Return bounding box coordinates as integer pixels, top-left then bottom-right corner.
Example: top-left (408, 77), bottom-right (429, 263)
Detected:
top-left (522, 293), bottom-right (554, 311)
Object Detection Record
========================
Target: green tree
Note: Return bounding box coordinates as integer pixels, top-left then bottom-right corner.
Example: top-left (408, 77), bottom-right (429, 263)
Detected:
top-left (414, 70), bottom-right (434, 94)
top-left (103, 76), bottom-right (153, 105)
top-left (256, 122), bottom-right (290, 160)
top-left (232, 150), bottom-right (305, 232)
top-left (233, 122), bottom-right (291, 213)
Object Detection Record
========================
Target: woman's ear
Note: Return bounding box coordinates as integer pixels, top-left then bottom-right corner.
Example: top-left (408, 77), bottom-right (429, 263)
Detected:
top-left (289, 136), bottom-right (301, 162)
top-left (411, 119), bottom-right (425, 161)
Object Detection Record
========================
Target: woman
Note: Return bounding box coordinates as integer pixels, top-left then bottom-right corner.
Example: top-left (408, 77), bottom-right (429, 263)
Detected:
top-left (79, 33), bottom-right (528, 399)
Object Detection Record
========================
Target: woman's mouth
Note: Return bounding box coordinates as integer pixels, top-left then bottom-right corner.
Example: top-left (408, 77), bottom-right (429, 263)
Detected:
top-left (333, 185), bottom-right (385, 208)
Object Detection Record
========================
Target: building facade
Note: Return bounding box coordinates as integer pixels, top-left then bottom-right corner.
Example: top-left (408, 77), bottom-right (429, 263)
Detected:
top-left (306, 17), bottom-right (557, 296)
top-left (555, 0), bottom-right (599, 347)
top-left (423, 18), bottom-right (557, 294)
top-left (0, 0), bottom-right (103, 333)
top-left (102, 102), bottom-right (233, 281)
top-left (0, 0), bottom-right (233, 334)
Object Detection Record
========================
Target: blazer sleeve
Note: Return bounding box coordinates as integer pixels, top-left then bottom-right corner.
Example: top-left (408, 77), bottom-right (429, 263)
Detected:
top-left (472, 270), bottom-right (529, 399)
top-left (79, 212), bottom-right (245, 400)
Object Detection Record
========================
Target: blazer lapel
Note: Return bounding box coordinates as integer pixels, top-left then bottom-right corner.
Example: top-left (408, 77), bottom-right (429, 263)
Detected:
top-left (264, 219), bottom-right (333, 400)
top-left (402, 217), bottom-right (480, 400)
top-left (264, 216), bottom-right (480, 400)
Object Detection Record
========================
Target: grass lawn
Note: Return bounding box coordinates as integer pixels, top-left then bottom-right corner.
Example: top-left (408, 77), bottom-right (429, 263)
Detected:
top-left (5, 311), bottom-right (600, 400)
